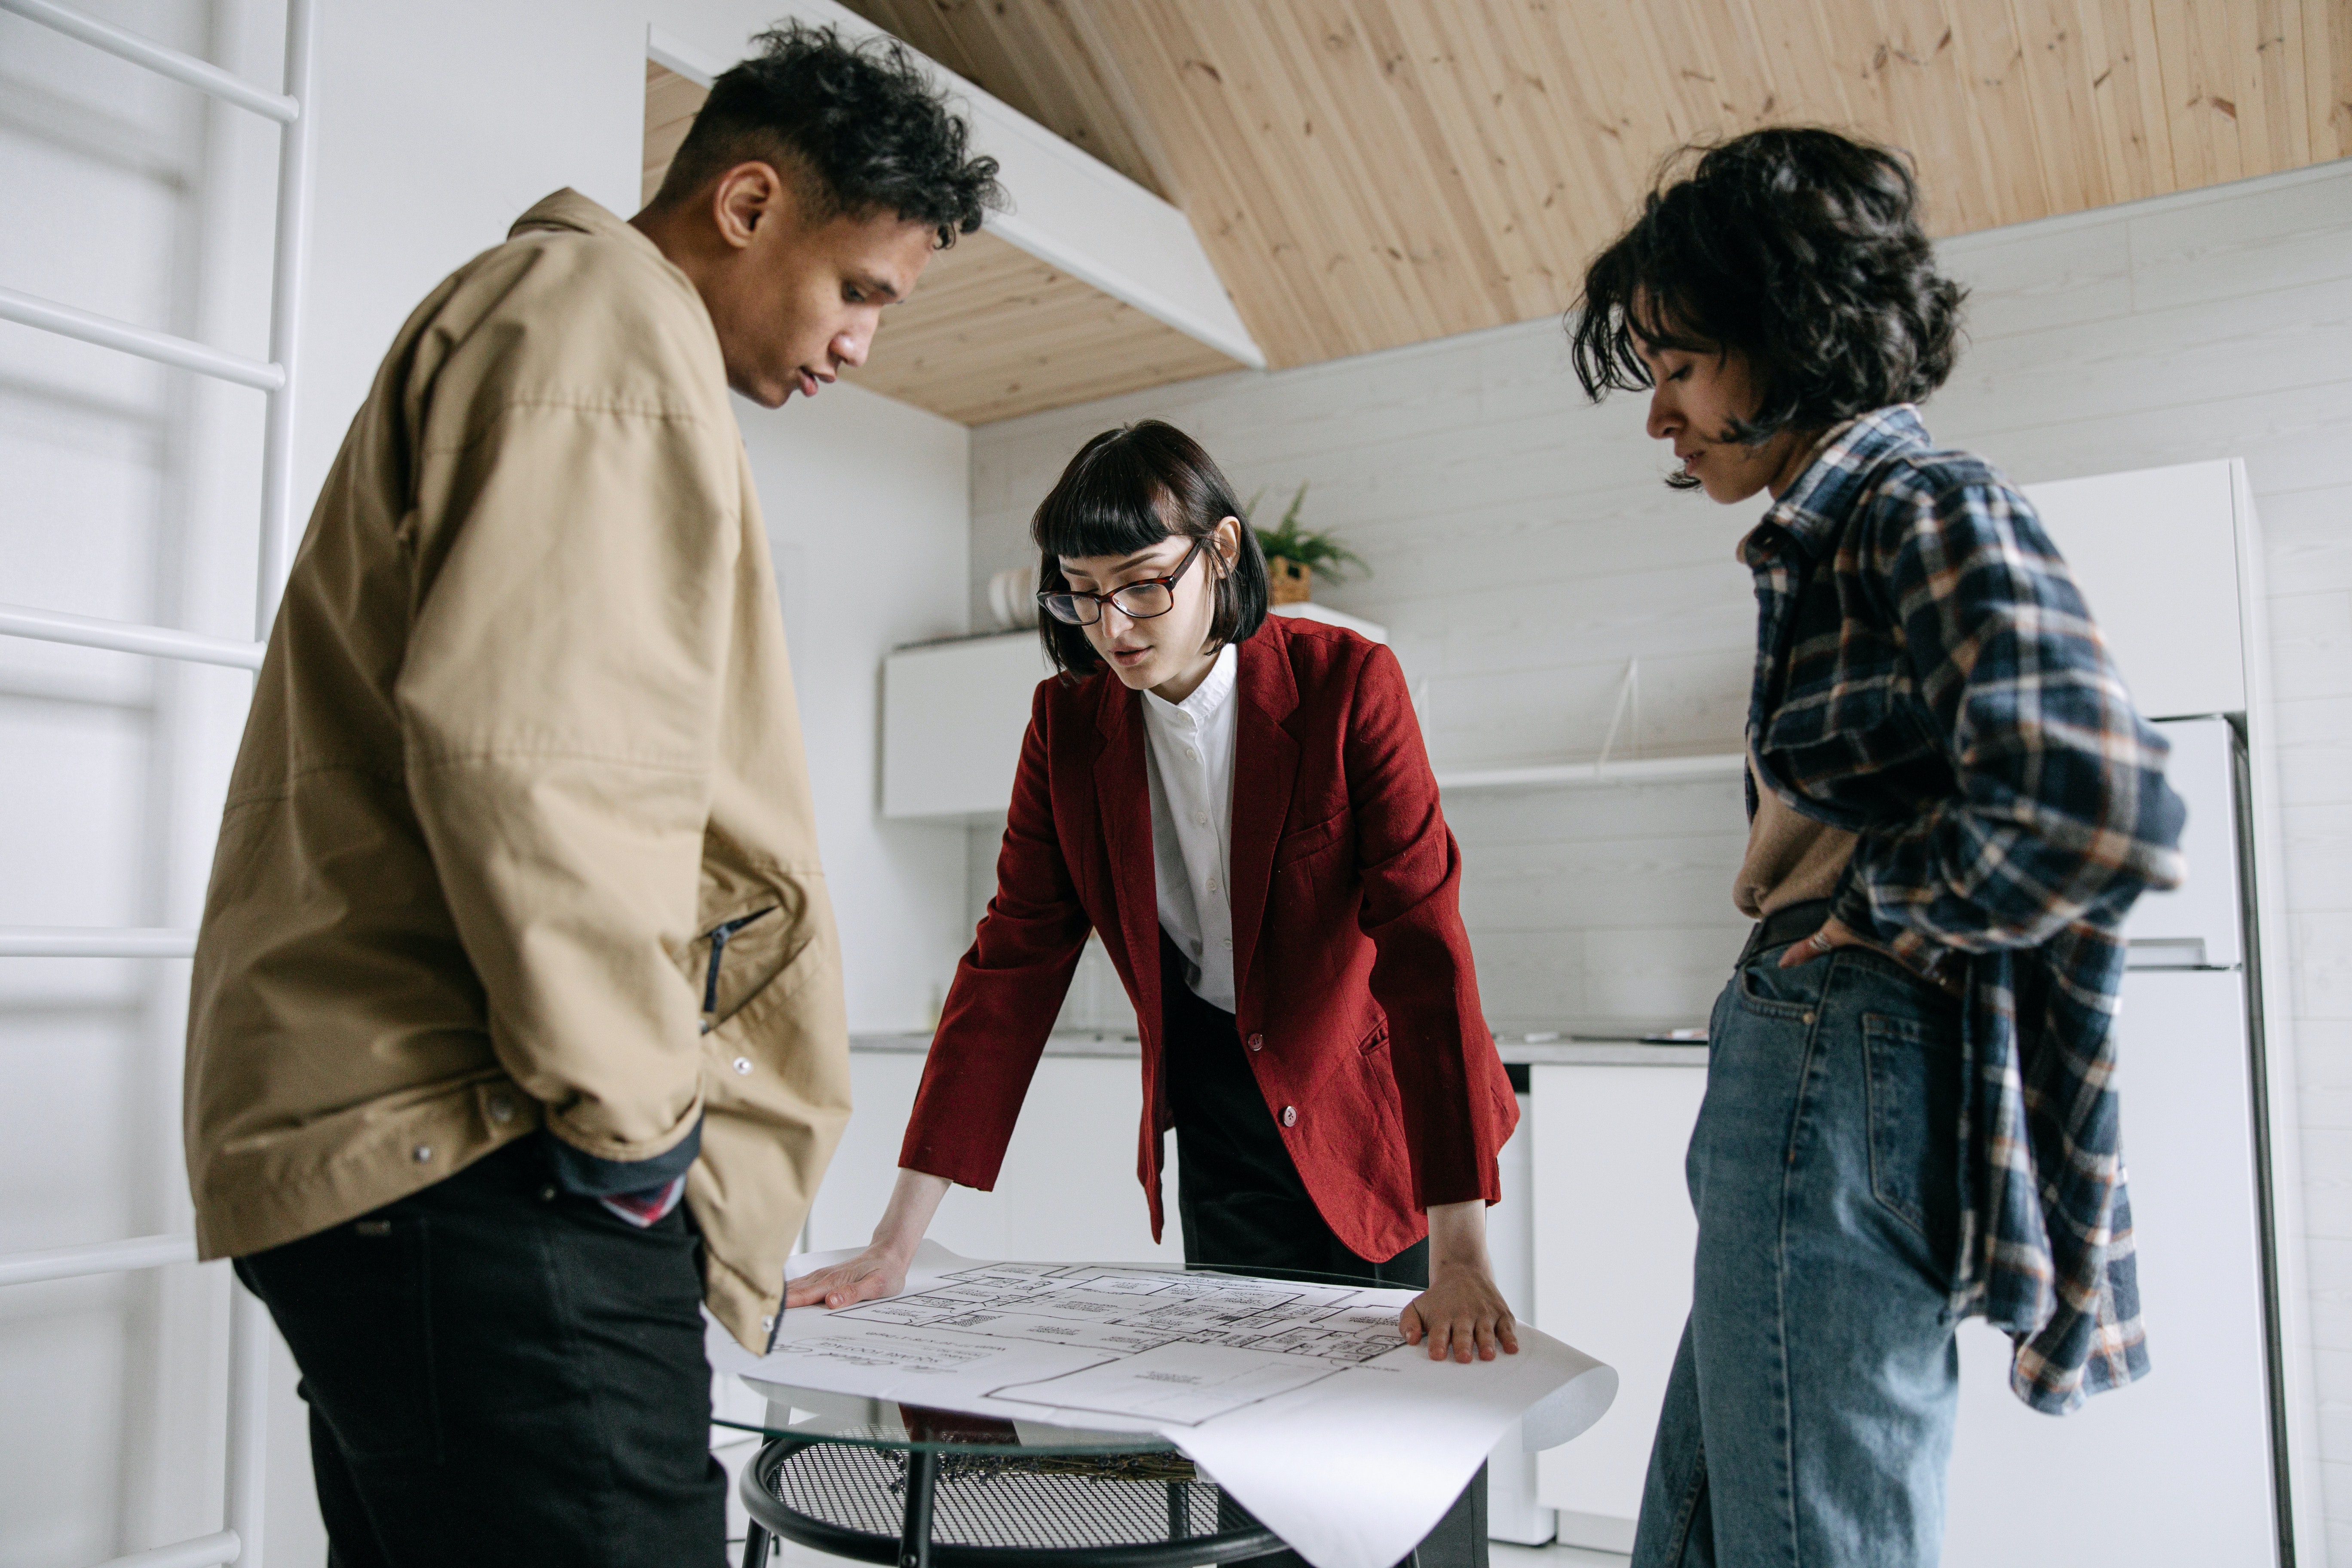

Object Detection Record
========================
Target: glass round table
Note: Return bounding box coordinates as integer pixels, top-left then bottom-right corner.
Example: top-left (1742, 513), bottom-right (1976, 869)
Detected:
top-left (724, 1262), bottom-right (1441, 1568)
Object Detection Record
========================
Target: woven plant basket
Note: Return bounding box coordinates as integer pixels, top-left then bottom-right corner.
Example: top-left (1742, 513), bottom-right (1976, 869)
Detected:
top-left (1266, 555), bottom-right (1311, 605)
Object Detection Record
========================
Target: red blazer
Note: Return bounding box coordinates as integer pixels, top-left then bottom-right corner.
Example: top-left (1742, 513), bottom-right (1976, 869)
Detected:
top-left (900, 615), bottom-right (1517, 1261)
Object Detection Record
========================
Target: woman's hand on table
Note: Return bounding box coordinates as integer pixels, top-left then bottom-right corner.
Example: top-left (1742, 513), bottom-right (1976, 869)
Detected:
top-left (1401, 1262), bottom-right (1520, 1362)
top-left (781, 1167), bottom-right (951, 1310)
top-left (783, 1243), bottom-right (911, 1309)
top-left (1405, 1199), bottom-right (1521, 1363)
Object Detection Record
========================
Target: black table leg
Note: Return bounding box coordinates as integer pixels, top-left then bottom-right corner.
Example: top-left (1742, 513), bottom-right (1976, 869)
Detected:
top-left (740, 1522), bottom-right (771, 1568)
top-left (898, 1448), bottom-right (940, 1568)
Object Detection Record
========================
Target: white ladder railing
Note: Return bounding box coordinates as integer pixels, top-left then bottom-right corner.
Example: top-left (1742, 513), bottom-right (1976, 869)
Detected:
top-left (0, 1), bottom-right (317, 1564)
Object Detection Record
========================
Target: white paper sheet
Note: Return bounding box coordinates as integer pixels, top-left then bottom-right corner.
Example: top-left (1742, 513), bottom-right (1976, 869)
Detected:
top-left (708, 1244), bottom-right (1618, 1568)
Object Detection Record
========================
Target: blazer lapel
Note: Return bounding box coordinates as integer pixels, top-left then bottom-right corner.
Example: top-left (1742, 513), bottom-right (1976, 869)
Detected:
top-left (1228, 627), bottom-right (1301, 1008)
top-left (1092, 677), bottom-right (1161, 1028)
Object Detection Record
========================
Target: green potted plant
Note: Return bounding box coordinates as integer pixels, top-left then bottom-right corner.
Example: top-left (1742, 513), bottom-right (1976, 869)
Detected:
top-left (1245, 482), bottom-right (1366, 605)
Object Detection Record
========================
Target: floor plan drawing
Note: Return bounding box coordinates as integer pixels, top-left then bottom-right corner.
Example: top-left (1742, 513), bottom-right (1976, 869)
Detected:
top-left (723, 1245), bottom-right (1620, 1568)
top-left (827, 1262), bottom-right (1415, 1376)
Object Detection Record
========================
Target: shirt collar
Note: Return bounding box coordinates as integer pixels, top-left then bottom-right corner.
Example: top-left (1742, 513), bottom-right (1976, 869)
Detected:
top-left (1737, 404), bottom-right (1932, 567)
top-left (1143, 642), bottom-right (1239, 730)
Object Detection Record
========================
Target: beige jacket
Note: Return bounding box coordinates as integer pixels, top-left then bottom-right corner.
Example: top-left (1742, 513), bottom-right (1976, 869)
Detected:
top-left (184, 191), bottom-right (851, 1351)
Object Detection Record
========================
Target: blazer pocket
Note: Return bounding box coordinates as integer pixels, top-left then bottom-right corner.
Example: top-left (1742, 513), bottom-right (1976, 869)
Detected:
top-left (1273, 810), bottom-right (1348, 872)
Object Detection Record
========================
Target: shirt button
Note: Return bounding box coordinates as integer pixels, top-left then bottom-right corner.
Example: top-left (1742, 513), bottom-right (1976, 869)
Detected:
top-left (1194, 813), bottom-right (1209, 827)
top-left (1221, 937), bottom-right (1233, 949)
top-left (1206, 877), bottom-right (1219, 893)
top-left (1248, 1034), bottom-right (1264, 1053)
top-left (411, 1144), bottom-right (432, 1163)
top-left (1280, 1106), bottom-right (1297, 1128)
top-left (733, 1057), bottom-right (753, 1075)
top-left (486, 1095), bottom-right (514, 1124)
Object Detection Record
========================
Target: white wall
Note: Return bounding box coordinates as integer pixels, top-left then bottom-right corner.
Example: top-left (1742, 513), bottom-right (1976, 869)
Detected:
top-left (1, 0), bottom-right (971, 1561)
top-left (969, 157), bottom-right (2352, 1553)
top-left (745, 380), bottom-right (970, 1035)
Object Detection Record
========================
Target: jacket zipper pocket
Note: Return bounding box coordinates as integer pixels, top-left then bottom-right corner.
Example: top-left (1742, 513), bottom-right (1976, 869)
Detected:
top-left (700, 907), bottom-right (776, 1034)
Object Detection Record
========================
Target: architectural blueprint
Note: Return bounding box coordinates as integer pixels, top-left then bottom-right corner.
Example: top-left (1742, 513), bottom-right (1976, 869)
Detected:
top-left (799, 1260), bottom-right (1417, 1420)
top-left (707, 1244), bottom-right (1619, 1568)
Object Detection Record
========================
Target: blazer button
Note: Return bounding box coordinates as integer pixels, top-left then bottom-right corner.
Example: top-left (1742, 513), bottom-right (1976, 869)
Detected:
top-left (1247, 1033), bottom-right (1264, 1053)
top-left (1280, 1106), bottom-right (1296, 1128)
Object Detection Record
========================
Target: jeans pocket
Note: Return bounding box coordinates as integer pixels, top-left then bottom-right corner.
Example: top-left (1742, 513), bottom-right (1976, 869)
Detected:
top-left (241, 1216), bottom-right (444, 1463)
top-left (1734, 948), bottom-right (1819, 1019)
top-left (1861, 1010), bottom-right (1963, 1265)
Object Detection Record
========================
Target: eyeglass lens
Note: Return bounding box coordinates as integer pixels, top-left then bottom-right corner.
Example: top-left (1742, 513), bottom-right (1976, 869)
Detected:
top-left (1041, 581), bottom-right (1176, 625)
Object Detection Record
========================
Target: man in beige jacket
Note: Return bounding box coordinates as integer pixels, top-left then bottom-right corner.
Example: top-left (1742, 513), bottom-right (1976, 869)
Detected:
top-left (182, 24), bottom-right (998, 1564)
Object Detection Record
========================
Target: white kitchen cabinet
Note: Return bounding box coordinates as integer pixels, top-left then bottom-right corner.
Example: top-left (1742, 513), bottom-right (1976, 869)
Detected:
top-left (881, 632), bottom-right (1053, 821)
top-left (1528, 1058), bottom-right (1707, 1553)
top-left (807, 1047), bottom-right (1183, 1267)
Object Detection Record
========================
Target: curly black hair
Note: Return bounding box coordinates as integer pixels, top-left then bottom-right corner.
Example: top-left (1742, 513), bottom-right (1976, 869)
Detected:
top-left (1570, 127), bottom-right (1964, 478)
top-left (652, 21), bottom-right (1004, 247)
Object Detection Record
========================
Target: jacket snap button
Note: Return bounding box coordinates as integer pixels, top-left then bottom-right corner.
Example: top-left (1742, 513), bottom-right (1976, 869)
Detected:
top-left (411, 1144), bottom-right (432, 1163)
top-left (1280, 1106), bottom-right (1296, 1128)
top-left (733, 1057), bottom-right (753, 1075)
top-left (1247, 1033), bottom-right (1264, 1053)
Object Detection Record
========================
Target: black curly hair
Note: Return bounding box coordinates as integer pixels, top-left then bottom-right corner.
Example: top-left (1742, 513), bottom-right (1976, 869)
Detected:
top-left (651, 22), bottom-right (1003, 247)
top-left (1030, 421), bottom-right (1269, 680)
top-left (1570, 127), bottom-right (1964, 483)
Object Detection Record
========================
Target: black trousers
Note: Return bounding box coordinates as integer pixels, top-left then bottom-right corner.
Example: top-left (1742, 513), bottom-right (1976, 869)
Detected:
top-left (235, 1138), bottom-right (726, 1568)
top-left (1162, 951), bottom-right (1487, 1568)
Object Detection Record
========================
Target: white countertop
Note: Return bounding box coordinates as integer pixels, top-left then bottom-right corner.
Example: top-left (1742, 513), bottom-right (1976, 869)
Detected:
top-left (849, 1030), bottom-right (1708, 1067)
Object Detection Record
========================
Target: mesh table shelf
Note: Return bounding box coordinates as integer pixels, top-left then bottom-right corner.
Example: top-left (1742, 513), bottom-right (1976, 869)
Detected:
top-left (738, 1432), bottom-right (1283, 1567)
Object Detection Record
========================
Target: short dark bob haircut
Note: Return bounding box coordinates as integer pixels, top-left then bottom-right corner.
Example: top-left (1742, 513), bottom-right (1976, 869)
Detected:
top-left (1570, 127), bottom-right (1965, 482)
top-left (1030, 421), bottom-right (1270, 680)
top-left (652, 22), bottom-right (1004, 248)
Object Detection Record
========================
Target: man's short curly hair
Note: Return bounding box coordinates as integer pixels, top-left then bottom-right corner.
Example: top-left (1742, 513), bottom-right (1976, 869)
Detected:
top-left (652, 21), bottom-right (1004, 247)
top-left (1570, 127), bottom-right (1964, 466)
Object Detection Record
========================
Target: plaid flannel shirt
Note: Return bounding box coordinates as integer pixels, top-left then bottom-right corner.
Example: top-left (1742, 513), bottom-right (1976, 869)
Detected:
top-left (1741, 405), bottom-right (2186, 1414)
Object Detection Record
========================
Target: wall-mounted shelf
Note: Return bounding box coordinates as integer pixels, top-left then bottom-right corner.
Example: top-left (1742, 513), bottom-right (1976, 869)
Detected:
top-left (1433, 750), bottom-right (1744, 794)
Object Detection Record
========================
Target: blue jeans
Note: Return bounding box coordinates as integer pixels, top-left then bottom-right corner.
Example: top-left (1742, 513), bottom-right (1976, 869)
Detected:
top-left (1631, 928), bottom-right (1968, 1568)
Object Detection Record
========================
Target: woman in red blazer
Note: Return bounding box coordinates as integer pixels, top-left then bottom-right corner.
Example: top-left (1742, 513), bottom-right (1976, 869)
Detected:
top-left (790, 421), bottom-right (1521, 1364)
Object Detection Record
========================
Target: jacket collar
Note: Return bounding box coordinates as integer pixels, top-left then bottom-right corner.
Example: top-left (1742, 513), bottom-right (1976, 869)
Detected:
top-left (1738, 404), bottom-right (1931, 567)
top-left (510, 189), bottom-right (694, 290)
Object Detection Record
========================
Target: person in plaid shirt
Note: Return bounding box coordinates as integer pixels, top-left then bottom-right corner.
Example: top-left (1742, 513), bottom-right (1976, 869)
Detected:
top-left (1569, 129), bottom-right (2186, 1568)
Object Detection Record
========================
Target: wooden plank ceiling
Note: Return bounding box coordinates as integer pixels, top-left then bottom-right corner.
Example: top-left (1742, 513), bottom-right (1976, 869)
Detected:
top-left (643, 63), bottom-right (1240, 425)
top-left (842, 0), bottom-right (2352, 371)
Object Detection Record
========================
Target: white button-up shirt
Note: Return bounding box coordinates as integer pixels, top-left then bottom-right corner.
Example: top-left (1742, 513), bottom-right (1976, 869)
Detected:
top-left (1140, 643), bottom-right (1239, 1011)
